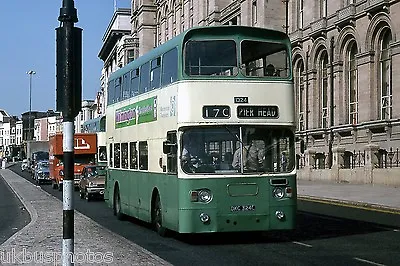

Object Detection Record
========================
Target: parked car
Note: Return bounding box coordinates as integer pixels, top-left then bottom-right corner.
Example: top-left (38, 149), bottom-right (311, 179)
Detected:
top-left (34, 160), bottom-right (51, 185)
top-left (79, 165), bottom-right (106, 201)
top-left (21, 159), bottom-right (29, 171)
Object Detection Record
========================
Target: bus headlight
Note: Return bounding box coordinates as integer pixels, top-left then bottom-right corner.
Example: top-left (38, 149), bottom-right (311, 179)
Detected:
top-left (273, 187), bottom-right (285, 199)
top-left (190, 189), bottom-right (213, 203)
top-left (198, 189), bottom-right (212, 203)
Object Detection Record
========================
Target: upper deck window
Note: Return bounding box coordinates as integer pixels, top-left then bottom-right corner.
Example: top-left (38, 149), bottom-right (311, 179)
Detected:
top-left (184, 40), bottom-right (237, 76)
top-left (241, 40), bottom-right (289, 78)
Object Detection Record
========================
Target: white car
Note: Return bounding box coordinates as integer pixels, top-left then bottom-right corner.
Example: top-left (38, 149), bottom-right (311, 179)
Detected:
top-left (21, 159), bottom-right (29, 171)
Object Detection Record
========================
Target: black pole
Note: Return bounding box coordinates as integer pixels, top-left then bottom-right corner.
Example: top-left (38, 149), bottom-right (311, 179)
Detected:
top-left (56, 0), bottom-right (82, 265)
top-left (328, 37), bottom-right (335, 169)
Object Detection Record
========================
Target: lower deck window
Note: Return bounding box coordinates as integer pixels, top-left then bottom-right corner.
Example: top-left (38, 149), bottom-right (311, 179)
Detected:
top-left (139, 141), bottom-right (148, 170)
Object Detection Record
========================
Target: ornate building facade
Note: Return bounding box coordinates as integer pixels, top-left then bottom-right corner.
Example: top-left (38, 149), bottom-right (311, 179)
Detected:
top-left (288, 0), bottom-right (400, 185)
top-left (98, 0), bottom-right (400, 185)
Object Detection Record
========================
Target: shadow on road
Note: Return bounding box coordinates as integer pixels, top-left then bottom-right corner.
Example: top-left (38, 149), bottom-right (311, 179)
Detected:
top-left (8, 163), bottom-right (391, 247)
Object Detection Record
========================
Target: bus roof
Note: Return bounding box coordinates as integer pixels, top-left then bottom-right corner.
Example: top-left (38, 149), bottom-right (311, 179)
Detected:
top-left (108, 26), bottom-right (290, 81)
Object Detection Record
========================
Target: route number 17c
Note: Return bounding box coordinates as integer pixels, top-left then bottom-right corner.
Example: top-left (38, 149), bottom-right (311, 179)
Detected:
top-left (202, 105), bottom-right (231, 119)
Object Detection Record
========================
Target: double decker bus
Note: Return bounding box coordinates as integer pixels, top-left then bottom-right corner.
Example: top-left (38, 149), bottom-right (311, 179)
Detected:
top-left (105, 26), bottom-right (296, 236)
top-left (82, 115), bottom-right (107, 166)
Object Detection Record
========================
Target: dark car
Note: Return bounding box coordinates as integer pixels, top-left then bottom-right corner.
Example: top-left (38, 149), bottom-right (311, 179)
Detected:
top-left (34, 160), bottom-right (51, 185)
top-left (79, 165), bottom-right (106, 201)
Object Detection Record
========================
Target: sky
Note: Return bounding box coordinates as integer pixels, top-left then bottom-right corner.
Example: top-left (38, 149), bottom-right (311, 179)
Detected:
top-left (0, 0), bottom-right (131, 118)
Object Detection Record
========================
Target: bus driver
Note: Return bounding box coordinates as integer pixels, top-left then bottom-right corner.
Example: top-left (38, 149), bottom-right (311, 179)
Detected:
top-left (232, 135), bottom-right (264, 171)
top-left (181, 133), bottom-right (204, 171)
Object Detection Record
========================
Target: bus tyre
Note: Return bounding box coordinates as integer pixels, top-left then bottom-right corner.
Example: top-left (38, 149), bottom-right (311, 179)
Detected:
top-left (152, 193), bottom-right (167, 237)
top-left (113, 187), bottom-right (124, 220)
top-left (52, 181), bottom-right (57, 190)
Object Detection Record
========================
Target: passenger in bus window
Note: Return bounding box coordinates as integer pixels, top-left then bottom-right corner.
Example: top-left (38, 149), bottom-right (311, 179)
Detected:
top-left (232, 135), bottom-right (264, 172)
top-left (131, 146), bottom-right (138, 169)
top-left (281, 151), bottom-right (288, 171)
top-left (265, 64), bottom-right (275, 76)
top-left (99, 149), bottom-right (107, 161)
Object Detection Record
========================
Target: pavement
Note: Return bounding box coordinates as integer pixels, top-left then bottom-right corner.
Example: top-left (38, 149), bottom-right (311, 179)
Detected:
top-left (0, 164), bottom-right (399, 265)
top-left (0, 168), bottom-right (172, 266)
top-left (297, 180), bottom-right (400, 215)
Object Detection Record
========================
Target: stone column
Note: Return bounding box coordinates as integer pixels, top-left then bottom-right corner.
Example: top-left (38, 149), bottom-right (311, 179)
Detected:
top-left (364, 144), bottom-right (379, 184)
top-left (332, 146), bottom-right (345, 167)
top-left (302, 148), bottom-right (316, 180)
top-left (332, 146), bottom-right (345, 182)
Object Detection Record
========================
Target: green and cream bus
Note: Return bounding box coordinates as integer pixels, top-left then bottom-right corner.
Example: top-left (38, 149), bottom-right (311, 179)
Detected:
top-left (82, 115), bottom-right (107, 166)
top-left (105, 26), bottom-right (296, 236)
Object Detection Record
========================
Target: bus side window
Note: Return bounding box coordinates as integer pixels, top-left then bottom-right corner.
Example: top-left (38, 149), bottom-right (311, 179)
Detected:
top-left (115, 77), bottom-right (121, 102)
top-left (109, 143), bottom-right (113, 167)
top-left (107, 80), bottom-right (115, 105)
top-left (161, 48), bottom-right (178, 87)
top-left (165, 131), bottom-right (177, 174)
top-left (122, 72), bottom-right (130, 100)
top-left (99, 146), bottom-right (107, 161)
top-left (150, 57), bottom-right (161, 90)
top-left (139, 141), bottom-right (148, 170)
top-left (121, 143), bottom-right (128, 169)
top-left (129, 142), bottom-right (138, 169)
top-left (130, 69), bottom-right (139, 97)
top-left (139, 62), bottom-right (150, 94)
top-left (114, 143), bottom-right (121, 168)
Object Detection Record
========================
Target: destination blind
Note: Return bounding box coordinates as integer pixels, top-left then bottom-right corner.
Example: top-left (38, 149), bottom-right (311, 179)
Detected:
top-left (237, 105), bottom-right (279, 118)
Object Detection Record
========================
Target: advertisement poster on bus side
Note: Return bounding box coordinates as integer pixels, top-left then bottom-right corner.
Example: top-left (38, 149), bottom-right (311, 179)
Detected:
top-left (115, 96), bottom-right (157, 129)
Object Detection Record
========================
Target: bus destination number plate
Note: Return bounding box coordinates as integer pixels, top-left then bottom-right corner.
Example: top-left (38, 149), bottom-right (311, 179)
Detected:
top-left (237, 105), bottom-right (279, 118)
top-left (203, 105), bottom-right (230, 119)
top-left (231, 204), bottom-right (256, 212)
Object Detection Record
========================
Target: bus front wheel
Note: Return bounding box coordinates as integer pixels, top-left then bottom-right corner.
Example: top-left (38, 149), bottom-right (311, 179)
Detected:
top-left (113, 186), bottom-right (124, 220)
top-left (152, 193), bottom-right (167, 237)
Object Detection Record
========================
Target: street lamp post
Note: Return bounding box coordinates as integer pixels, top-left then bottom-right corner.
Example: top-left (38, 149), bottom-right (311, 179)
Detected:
top-left (27, 70), bottom-right (36, 141)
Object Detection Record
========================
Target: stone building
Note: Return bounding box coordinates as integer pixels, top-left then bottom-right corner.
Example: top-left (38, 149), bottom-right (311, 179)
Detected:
top-left (288, 0), bottom-right (400, 186)
top-left (98, 0), bottom-right (400, 185)
top-left (75, 100), bottom-right (97, 133)
top-left (98, 8), bottom-right (134, 115)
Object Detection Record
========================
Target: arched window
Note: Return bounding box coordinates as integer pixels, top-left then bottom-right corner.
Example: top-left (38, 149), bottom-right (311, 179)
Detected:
top-left (378, 28), bottom-right (392, 120)
top-left (318, 50), bottom-right (329, 128)
top-left (346, 41), bottom-right (358, 124)
top-left (294, 59), bottom-right (305, 131)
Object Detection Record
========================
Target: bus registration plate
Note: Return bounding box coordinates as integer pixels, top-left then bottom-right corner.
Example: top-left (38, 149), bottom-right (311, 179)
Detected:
top-left (230, 204), bottom-right (256, 212)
